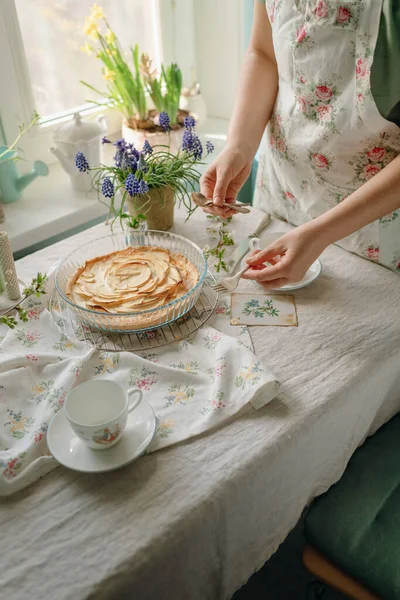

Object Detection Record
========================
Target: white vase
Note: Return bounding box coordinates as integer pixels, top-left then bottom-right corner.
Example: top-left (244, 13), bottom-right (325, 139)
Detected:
top-left (121, 120), bottom-right (184, 154)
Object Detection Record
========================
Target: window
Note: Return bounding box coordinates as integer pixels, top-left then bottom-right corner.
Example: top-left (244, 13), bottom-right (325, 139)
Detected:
top-left (14, 0), bottom-right (161, 122)
top-left (0, 0), bottom-right (198, 162)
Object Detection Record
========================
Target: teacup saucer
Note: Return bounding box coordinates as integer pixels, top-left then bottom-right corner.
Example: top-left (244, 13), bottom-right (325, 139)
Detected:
top-left (47, 400), bottom-right (157, 473)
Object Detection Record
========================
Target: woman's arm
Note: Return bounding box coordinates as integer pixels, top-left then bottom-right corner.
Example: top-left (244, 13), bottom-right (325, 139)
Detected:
top-left (226, 2), bottom-right (278, 158)
top-left (244, 154), bottom-right (400, 285)
top-left (200, 2), bottom-right (278, 215)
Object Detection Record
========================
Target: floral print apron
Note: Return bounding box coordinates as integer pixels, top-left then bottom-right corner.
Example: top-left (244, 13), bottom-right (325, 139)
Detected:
top-left (253, 0), bottom-right (400, 271)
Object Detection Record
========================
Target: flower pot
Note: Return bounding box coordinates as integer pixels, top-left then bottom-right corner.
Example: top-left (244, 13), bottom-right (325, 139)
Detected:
top-left (126, 185), bottom-right (175, 231)
top-left (122, 119), bottom-right (184, 155)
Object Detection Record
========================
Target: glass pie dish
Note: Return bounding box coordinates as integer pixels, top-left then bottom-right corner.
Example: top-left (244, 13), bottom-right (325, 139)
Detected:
top-left (55, 230), bottom-right (208, 333)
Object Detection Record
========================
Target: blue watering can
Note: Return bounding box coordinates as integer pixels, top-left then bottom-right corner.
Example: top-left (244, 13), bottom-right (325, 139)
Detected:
top-left (0, 146), bottom-right (49, 204)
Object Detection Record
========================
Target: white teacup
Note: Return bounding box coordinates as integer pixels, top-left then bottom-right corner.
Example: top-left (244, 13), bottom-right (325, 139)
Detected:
top-left (64, 380), bottom-right (143, 450)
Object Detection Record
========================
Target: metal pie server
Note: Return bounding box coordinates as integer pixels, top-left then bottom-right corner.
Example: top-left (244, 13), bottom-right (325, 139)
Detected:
top-left (226, 213), bottom-right (271, 274)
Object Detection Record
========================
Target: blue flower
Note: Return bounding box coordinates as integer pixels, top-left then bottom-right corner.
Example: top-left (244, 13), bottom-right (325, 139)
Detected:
top-left (101, 177), bottom-right (114, 198)
top-left (75, 151), bottom-right (89, 173)
top-left (184, 115), bottom-right (196, 129)
top-left (138, 154), bottom-right (148, 173)
top-left (181, 130), bottom-right (203, 159)
top-left (159, 112), bottom-right (170, 132)
top-left (125, 174), bottom-right (149, 196)
top-left (142, 139), bottom-right (153, 155)
top-left (129, 147), bottom-right (140, 162)
top-left (138, 180), bottom-right (149, 194)
top-left (121, 153), bottom-right (137, 172)
top-left (102, 136), bottom-right (111, 144)
top-left (181, 129), bottom-right (193, 152)
top-left (125, 174), bottom-right (140, 196)
top-left (192, 136), bottom-right (203, 160)
top-left (114, 149), bottom-right (123, 168)
top-left (206, 141), bottom-right (214, 154)
top-left (113, 139), bottom-right (127, 151)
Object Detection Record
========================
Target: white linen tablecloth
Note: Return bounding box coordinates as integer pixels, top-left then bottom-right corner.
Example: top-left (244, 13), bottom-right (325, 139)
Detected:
top-left (1, 204), bottom-right (400, 600)
top-left (0, 273), bottom-right (278, 496)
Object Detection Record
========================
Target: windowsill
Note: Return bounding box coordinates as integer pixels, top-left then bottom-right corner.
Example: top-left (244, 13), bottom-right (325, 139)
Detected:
top-left (2, 117), bottom-right (229, 256)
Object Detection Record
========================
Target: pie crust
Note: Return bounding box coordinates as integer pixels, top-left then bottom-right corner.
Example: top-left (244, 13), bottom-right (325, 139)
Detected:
top-left (66, 246), bottom-right (200, 331)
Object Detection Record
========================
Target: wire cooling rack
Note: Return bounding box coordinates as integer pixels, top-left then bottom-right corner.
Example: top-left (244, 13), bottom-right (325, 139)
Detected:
top-left (49, 272), bottom-right (218, 352)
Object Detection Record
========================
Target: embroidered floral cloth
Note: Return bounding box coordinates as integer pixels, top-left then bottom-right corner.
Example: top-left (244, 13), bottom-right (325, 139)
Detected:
top-left (0, 276), bottom-right (279, 496)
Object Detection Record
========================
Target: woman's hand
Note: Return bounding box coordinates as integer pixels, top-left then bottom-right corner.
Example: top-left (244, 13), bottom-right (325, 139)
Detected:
top-left (200, 146), bottom-right (252, 218)
top-left (242, 224), bottom-right (326, 288)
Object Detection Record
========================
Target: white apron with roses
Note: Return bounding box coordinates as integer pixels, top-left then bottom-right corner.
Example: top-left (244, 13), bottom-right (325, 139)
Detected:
top-left (254, 0), bottom-right (400, 272)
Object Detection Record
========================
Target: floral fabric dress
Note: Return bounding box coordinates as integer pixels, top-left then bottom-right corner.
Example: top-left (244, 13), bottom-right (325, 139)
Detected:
top-left (253, 0), bottom-right (400, 271)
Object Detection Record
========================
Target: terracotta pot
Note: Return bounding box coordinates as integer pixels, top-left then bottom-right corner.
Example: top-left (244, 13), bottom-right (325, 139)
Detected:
top-left (126, 185), bottom-right (175, 231)
top-left (121, 120), bottom-right (184, 155)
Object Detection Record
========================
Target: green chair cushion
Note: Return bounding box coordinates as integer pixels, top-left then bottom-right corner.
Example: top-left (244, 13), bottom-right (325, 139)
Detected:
top-left (305, 413), bottom-right (400, 600)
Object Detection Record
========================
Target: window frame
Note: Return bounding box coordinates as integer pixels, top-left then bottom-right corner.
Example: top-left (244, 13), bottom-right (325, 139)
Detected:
top-left (0, 0), bottom-right (197, 164)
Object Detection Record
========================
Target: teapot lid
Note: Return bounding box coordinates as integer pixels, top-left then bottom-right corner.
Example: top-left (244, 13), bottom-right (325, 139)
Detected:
top-left (54, 113), bottom-right (103, 143)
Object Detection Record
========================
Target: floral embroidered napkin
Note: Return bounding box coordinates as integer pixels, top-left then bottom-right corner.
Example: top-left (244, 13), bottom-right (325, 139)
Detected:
top-left (231, 293), bottom-right (298, 327)
top-left (0, 277), bottom-right (279, 496)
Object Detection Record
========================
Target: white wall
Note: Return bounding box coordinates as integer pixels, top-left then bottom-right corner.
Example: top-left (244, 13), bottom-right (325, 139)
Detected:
top-left (193, 0), bottom-right (243, 120)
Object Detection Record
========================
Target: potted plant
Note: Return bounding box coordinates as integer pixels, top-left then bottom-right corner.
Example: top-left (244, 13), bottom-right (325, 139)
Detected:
top-left (75, 113), bottom-right (214, 231)
top-left (80, 5), bottom-right (188, 154)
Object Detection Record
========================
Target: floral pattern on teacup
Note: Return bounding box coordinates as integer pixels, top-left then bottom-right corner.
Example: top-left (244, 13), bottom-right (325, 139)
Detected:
top-left (92, 423), bottom-right (122, 445)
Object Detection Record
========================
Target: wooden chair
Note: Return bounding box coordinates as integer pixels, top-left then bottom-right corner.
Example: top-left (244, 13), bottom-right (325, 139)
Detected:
top-left (303, 545), bottom-right (380, 599)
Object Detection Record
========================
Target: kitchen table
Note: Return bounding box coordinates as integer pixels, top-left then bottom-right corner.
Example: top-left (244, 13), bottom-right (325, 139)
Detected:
top-left (1, 204), bottom-right (400, 600)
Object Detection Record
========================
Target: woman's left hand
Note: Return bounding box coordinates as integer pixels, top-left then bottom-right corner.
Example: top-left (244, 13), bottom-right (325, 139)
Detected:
top-left (242, 224), bottom-right (326, 288)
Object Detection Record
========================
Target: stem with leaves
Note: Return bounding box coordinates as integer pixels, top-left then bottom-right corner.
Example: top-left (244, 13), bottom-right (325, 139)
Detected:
top-left (0, 273), bottom-right (47, 329)
top-left (0, 111), bottom-right (40, 162)
top-left (203, 216), bottom-right (234, 273)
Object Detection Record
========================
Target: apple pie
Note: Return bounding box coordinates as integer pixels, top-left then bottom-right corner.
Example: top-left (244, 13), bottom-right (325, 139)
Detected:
top-left (66, 246), bottom-right (199, 330)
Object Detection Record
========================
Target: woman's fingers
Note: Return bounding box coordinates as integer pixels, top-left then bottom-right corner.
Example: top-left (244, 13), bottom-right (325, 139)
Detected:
top-left (213, 168), bottom-right (231, 206)
top-left (200, 168), bottom-right (215, 200)
top-left (242, 257), bottom-right (290, 281)
top-left (246, 243), bottom-right (284, 265)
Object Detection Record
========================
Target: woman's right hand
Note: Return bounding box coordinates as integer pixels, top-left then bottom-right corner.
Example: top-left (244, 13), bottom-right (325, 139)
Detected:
top-left (200, 145), bottom-right (252, 218)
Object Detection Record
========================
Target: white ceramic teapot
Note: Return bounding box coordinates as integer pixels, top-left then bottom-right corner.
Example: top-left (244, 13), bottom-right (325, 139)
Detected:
top-left (50, 112), bottom-right (107, 193)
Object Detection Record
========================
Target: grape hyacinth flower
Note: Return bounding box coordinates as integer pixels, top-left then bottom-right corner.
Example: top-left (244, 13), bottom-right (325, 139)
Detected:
top-left (114, 149), bottom-right (123, 168)
top-left (159, 111), bottom-right (170, 132)
top-left (142, 139), bottom-right (153, 155)
top-left (184, 115), bottom-right (196, 129)
top-left (75, 151), bottom-right (89, 173)
top-left (138, 154), bottom-right (148, 172)
top-left (181, 129), bottom-right (193, 152)
top-left (125, 173), bottom-right (140, 196)
top-left (206, 141), bottom-right (214, 154)
top-left (192, 136), bottom-right (203, 160)
top-left (102, 136), bottom-right (112, 144)
top-left (181, 128), bottom-right (203, 159)
top-left (113, 139), bottom-right (127, 151)
top-left (138, 180), bottom-right (149, 194)
top-left (121, 153), bottom-right (137, 173)
top-left (129, 147), bottom-right (140, 162)
top-left (101, 177), bottom-right (114, 198)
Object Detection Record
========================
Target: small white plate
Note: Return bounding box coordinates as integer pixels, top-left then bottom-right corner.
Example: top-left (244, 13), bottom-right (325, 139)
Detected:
top-left (241, 231), bottom-right (322, 292)
top-left (47, 400), bottom-right (157, 473)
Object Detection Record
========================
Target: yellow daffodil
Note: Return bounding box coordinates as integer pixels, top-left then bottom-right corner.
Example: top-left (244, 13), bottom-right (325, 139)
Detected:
top-left (105, 29), bottom-right (116, 44)
top-left (80, 43), bottom-right (93, 56)
top-left (105, 47), bottom-right (116, 56)
top-left (103, 68), bottom-right (116, 81)
top-left (83, 17), bottom-right (99, 41)
top-left (90, 3), bottom-right (105, 22)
